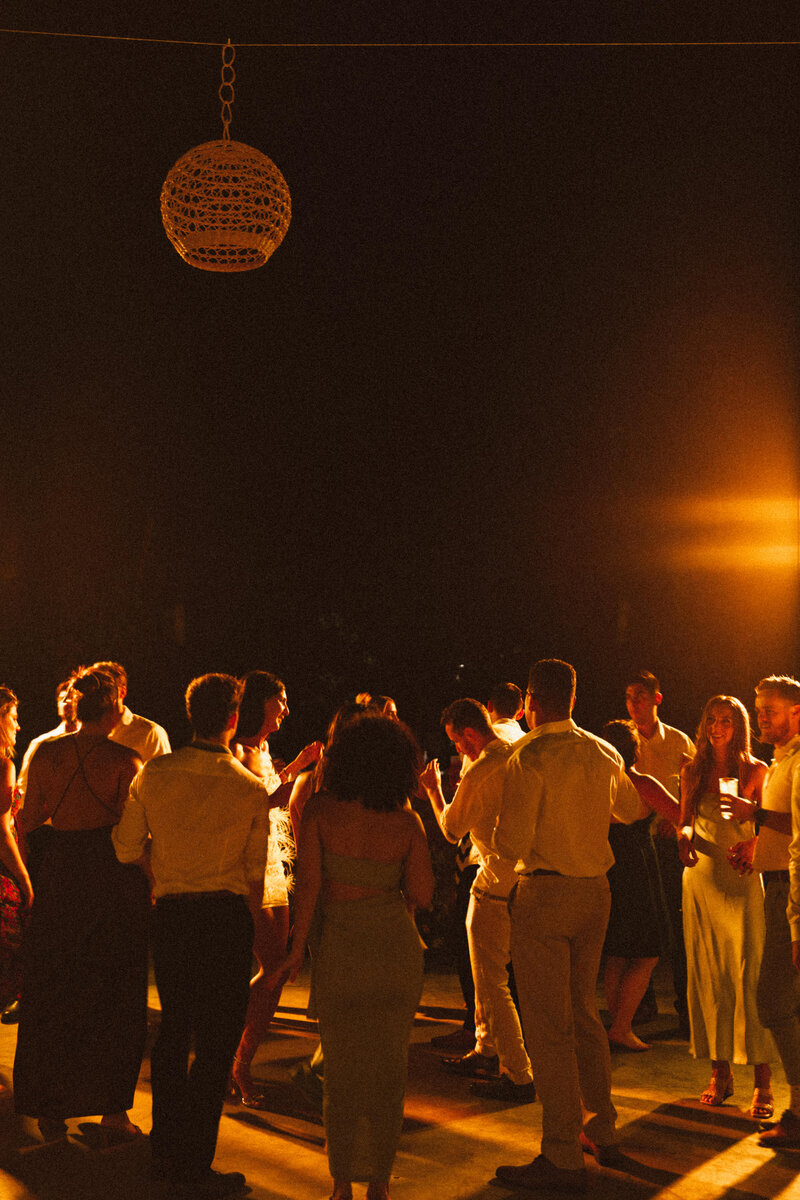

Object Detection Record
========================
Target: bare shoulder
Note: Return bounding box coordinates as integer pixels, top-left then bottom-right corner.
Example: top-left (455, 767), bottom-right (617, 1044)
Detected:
top-left (745, 757), bottom-right (768, 782)
top-left (398, 806), bottom-right (427, 838)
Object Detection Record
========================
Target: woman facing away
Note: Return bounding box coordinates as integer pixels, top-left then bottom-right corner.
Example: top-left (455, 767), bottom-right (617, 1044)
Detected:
top-left (275, 712), bottom-right (434, 1200)
top-left (677, 695), bottom-right (776, 1119)
top-left (0, 689), bottom-right (34, 1027)
top-left (229, 670), bottom-right (323, 1107)
top-left (601, 720), bottom-right (681, 1053)
top-left (13, 667), bottom-right (150, 1142)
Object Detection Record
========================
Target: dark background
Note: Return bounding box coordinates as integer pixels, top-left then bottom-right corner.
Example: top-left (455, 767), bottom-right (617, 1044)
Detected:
top-left (1, 3), bottom-right (798, 756)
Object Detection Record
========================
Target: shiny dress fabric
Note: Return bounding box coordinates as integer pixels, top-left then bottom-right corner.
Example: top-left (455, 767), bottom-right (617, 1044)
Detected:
top-left (13, 826), bottom-right (150, 1117)
top-left (315, 849), bottom-right (424, 1184)
top-left (682, 795), bottom-right (776, 1064)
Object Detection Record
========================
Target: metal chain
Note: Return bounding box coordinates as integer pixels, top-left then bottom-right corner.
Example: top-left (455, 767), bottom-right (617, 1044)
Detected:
top-left (219, 38), bottom-right (236, 140)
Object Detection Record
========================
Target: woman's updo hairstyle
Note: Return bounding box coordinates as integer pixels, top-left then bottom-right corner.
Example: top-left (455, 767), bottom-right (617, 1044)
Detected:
top-left (71, 668), bottom-right (117, 723)
top-left (322, 711), bottom-right (420, 812)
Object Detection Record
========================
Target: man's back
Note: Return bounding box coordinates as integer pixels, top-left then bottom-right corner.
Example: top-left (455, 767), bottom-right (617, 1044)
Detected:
top-left (113, 744), bottom-right (268, 898)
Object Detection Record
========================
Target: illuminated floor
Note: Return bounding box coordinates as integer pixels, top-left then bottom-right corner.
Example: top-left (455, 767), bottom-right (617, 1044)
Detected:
top-left (1, 966), bottom-right (798, 1199)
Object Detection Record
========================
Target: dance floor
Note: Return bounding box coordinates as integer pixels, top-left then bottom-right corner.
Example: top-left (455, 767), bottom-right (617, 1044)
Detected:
top-left (0, 964), bottom-right (797, 1199)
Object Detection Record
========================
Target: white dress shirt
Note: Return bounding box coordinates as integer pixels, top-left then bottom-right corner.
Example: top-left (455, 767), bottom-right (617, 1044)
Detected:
top-left (635, 720), bottom-right (695, 800)
top-left (112, 742), bottom-right (269, 898)
top-left (439, 737), bottom-right (517, 897)
top-left (109, 705), bottom-right (171, 763)
top-left (755, 734), bottom-right (799, 877)
top-left (494, 719), bottom-right (645, 877)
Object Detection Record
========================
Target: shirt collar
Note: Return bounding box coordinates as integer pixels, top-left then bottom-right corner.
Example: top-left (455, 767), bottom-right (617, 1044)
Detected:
top-left (192, 739), bottom-right (232, 756)
top-left (528, 717), bottom-right (576, 739)
top-left (640, 719), bottom-right (664, 744)
top-left (773, 733), bottom-right (800, 762)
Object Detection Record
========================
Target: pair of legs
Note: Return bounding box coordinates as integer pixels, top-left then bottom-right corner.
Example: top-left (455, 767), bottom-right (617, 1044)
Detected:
top-left (467, 891), bottom-right (532, 1083)
top-left (150, 893), bottom-right (253, 1181)
top-left (756, 877), bottom-right (800, 1129)
top-left (510, 874), bottom-right (615, 1171)
top-left (332, 1184), bottom-right (388, 1200)
top-left (604, 956), bottom-right (658, 1051)
top-left (231, 904), bottom-right (289, 1099)
top-left (700, 1059), bottom-right (772, 1115)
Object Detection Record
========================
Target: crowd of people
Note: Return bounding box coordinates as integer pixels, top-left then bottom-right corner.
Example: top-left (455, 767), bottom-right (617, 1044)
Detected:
top-left (0, 658), bottom-right (799, 1199)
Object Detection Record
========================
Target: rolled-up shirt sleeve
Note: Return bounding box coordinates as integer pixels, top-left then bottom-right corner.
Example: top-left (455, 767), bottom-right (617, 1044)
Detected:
top-left (112, 774), bottom-right (149, 863)
top-left (611, 769), bottom-right (648, 825)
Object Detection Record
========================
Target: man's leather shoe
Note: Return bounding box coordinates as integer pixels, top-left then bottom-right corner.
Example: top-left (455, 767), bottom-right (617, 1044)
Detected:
top-left (429, 1027), bottom-right (476, 1053)
top-left (758, 1108), bottom-right (800, 1148)
top-left (495, 1155), bottom-right (587, 1192)
top-left (175, 1169), bottom-right (248, 1198)
top-left (1, 999), bottom-right (20, 1024)
top-left (441, 1050), bottom-right (499, 1077)
top-left (579, 1130), bottom-right (628, 1168)
top-left (470, 1075), bottom-right (536, 1103)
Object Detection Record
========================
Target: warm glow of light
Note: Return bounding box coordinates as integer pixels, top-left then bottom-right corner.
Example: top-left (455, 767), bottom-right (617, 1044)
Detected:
top-left (650, 493), bottom-right (799, 572)
top-left (677, 542), bottom-right (798, 570)
top-left (663, 496), bottom-right (798, 527)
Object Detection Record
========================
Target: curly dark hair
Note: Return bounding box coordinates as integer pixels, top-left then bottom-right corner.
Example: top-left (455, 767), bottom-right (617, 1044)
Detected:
top-left (322, 712), bottom-right (420, 811)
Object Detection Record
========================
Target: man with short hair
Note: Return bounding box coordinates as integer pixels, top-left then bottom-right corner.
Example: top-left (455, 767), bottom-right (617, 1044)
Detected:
top-left (15, 678), bottom-right (80, 798)
top-left (487, 682), bottom-right (525, 743)
top-left (420, 699), bottom-right (534, 1102)
top-left (493, 660), bottom-right (648, 1191)
top-left (724, 675), bottom-right (800, 1148)
top-left (113, 673), bottom-right (269, 1199)
top-left (92, 660), bottom-right (171, 762)
top-left (624, 670), bottom-right (694, 1034)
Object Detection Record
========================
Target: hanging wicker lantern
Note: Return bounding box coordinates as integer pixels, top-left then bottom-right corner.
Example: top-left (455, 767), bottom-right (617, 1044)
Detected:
top-left (160, 41), bottom-right (291, 273)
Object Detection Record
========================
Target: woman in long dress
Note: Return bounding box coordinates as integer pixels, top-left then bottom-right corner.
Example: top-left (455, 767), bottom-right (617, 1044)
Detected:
top-left (0, 688), bottom-right (34, 1019)
top-left (677, 695), bottom-right (775, 1119)
top-left (229, 670), bottom-right (322, 1106)
top-left (601, 720), bottom-right (681, 1052)
top-left (276, 712), bottom-right (434, 1200)
top-left (13, 668), bottom-right (150, 1141)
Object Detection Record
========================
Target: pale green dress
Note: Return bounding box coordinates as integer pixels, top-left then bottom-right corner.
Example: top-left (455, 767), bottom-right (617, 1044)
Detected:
top-left (315, 848), bottom-right (424, 1183)
top-left (682, 793), bottom-right (776, 1064)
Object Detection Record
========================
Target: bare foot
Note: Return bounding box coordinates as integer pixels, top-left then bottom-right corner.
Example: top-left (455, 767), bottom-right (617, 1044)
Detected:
top-left (366, 1186), bottom-right (390, 1200)
top-left (100, 1112), bottom-right (142, 1135)
top-left (331, 1181), bottom-right (353, 1200)
top-left (608, 1029), bottom-right (650, 1052)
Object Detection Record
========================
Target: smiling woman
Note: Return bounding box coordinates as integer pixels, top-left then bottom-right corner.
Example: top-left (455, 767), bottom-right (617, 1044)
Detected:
top-left (678, 695), bottom-right (775, 1119)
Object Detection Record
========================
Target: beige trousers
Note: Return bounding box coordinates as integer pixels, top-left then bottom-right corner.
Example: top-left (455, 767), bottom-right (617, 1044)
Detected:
top-left (467, 890), bottom-right (533, 1084)
top-left (510, 873), bottom-right (616, 1169)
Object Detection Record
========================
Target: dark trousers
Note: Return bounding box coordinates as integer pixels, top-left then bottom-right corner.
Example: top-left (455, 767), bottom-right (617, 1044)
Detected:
top-left (454, 864), bottom-right (478, 1030)
top-left (150, 892), bottom-right (253, 1178)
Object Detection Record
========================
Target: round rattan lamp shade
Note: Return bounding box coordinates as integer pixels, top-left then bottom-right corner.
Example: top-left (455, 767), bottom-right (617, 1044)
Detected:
top-left (161, 139), bottom-right (291, 272)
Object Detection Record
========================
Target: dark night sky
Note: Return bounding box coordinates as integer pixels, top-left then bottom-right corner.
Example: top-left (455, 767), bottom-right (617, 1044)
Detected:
top-left (1, 3), bottom-right (798, 749)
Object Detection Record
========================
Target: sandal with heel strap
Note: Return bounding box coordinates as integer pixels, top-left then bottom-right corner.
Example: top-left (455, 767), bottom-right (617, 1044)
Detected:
top-left (750, 1088), bottom-right (774, 1121)
top-left (700, 1072), bottom-right (733, 1106)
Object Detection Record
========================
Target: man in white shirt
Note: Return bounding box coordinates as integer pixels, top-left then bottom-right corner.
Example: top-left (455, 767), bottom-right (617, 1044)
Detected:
top-left (92, 660), bottom-right (171, 762)
top-left (420, 699), bottom-right (534, 1102)
top-left (15, 678), bottom-right (80, 798)
top-left (625, 671), bottom-right (694, 1034)
top-left (113, 673), bottom-right (268, 1200)
top-left (487, 682), bottom-right (526, 744)
top-left (493, 660), bottom-right (647, 1192)
top-left (724, 675), bottom-right (800, 1149)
